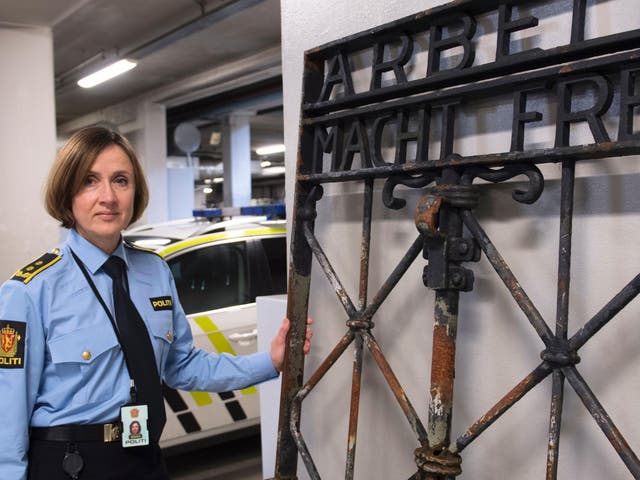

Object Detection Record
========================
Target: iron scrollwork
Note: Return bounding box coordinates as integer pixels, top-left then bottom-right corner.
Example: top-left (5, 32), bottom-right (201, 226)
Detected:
top-left (460, 162), bottom-right (545, 205)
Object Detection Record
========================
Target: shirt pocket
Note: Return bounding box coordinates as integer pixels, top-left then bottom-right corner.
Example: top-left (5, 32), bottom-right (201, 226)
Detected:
top-left (146, 311), bottom-right (174, 377)
top-left (48, 323), bottom-right (121, 406)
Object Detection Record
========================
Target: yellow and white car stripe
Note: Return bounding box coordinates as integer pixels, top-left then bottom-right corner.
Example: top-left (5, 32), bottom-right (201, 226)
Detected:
top-left (160, 227), bottom-right (285, 258)
top-left (162, 313), bottom-right (259, 436)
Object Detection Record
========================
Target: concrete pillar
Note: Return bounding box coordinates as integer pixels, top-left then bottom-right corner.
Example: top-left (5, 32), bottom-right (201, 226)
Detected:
top-left (167, 166), bottom-right (195, 220)
top-left (132, 102), bottom-right (168, 224)
top-left (222, 112), bottom-right (253, 207)
top-left (0, 25), bottom-right (59, 278)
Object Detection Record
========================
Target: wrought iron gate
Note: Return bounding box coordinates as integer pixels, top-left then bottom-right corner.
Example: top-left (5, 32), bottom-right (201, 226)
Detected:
top-left (272, 0), bottom-right (640, 478)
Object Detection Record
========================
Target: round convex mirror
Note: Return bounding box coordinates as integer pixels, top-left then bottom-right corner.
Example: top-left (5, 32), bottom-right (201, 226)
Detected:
top-left (174, 122), bottom-right (201, 165)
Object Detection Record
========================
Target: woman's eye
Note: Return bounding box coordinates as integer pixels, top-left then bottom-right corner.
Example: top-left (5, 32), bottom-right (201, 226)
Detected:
top-left (83, 176), bottom-right (97, 186)
top-left (115, 176), bottom-right (129, 186)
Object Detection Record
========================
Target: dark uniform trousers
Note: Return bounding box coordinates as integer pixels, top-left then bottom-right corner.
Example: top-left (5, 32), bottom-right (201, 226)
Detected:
top-left (28, 439), bottom-right (170, 480)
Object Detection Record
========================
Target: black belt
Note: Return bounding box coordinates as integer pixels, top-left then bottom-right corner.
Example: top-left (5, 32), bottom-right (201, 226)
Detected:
top-left (31, 422), bottom-right (122, 443)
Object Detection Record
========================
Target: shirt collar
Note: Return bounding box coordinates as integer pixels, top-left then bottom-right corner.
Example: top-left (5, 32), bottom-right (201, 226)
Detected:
top-left (66, 229), bottom-right (129, 274)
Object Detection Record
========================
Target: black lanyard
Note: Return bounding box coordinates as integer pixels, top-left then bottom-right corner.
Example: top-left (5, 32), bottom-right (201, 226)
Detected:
top-left (70, 248), bottom-right (139, 403)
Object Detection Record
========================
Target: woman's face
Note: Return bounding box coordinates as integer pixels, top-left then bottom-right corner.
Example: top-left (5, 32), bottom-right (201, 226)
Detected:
top-left (72, 144), bottom-right (135, 253)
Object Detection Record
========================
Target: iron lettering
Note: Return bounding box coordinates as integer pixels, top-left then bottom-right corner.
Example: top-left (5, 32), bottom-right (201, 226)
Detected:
top-left (308, 69), bottom-right (640, 173)
top-left (310, 0), bottom-right (608, 107)
top-left (302, 0), bottom-right (640, 176)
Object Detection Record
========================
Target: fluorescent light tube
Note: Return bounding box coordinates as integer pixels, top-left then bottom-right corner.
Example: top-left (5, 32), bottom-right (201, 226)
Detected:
top-left (77, 59), bottom-right (137, 88)
top-left (255, 144), bottom-right (285, 156)
top-left (262, 166), bottom-right (286, 175)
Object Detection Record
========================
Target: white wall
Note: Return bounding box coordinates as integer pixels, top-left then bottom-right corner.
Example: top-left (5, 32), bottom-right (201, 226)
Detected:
top-left (0, 25), bottom-right (60, 278)
top-left (257, 294), bottom-right (287, 479)
top-left (281, 1), bottom-right (640, 479)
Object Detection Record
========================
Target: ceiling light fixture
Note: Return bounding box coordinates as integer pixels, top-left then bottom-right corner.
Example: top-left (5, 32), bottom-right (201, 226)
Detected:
top-left (209, 131), bottom-right (222, 146)
top-left (262, 166), bottom-right (286, 175)
top-left (260, 160), bottom-right (272, 168)
top-left (255, 144), bottom-right (285, 156)
top-left (77, 59), bottom-right (137, 88)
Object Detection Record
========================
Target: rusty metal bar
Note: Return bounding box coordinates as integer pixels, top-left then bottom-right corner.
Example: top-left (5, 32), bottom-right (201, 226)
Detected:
top-left (345, 181), bottom-right (374, 479)
top-left (292, 331), bottom-right (356, 409)
top-left (303, 221), bottom-right (358, 318)
top-left (359, 178), bottom-right (374, 309)
top-left (556, 159), bottom-right (574, 350)
top-left (290, 331), bottom-right (356, 479)
top-left (345, 334), bottom-right (364, 480)
top-left (362, 235), bottom-right (424, 319)
top-left (546, 372), bottom-right (565, 480)
top-left (362, 331), bottom-right (428, 443)
top-left (290, 410), bottom-right (320, 480)
top-left (546, 159), bottom-right (576, 479)
top-left (298, 141), bottom-right (640, 184)
top-left (460, 210), bottom-right (555, 345)
top-left (562, 365), bottom-right (640, 476)
top-left (274, 34), bottom-right (326, 477)
top-left (455, 362), bottom-right (553, 452)
top-left (275, 183), bottom-right (316, 479)
top-left (568, 271), bottom-right (640, 351)
top-left (429, 180), bottom-right (458, 449)
top-left (427, 291), bottom-right (459, 449)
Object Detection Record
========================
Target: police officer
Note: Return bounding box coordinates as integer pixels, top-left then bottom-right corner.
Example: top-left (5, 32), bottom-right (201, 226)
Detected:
top-left (0, 126), bottom-right (312, 480)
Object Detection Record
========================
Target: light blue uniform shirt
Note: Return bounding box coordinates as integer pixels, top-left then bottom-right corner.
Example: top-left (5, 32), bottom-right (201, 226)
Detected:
top-left (0, 229), bottom-right (277, 480)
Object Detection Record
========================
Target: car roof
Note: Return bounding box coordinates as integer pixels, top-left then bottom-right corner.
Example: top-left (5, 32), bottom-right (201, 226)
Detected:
top-left (123, 204), bottom-right (286, 251)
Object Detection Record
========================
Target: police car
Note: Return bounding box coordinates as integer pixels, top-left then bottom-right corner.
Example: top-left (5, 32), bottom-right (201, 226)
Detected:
top-left (123, 204), bottom-right (286, 449)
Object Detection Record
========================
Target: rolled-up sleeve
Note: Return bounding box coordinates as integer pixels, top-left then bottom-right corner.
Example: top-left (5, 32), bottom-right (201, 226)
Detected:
top-left (161, 266), bottom-right (278, 392)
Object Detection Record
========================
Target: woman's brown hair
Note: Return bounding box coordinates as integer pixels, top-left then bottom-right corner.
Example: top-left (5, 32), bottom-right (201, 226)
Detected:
top-left (44, 126), bottom-right (149, 228)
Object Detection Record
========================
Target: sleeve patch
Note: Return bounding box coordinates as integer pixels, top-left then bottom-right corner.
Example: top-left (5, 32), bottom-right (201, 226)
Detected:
top-left (0, 321), bottom-right (26, 369)
top-left (11, 252), bottom-right (62, 284)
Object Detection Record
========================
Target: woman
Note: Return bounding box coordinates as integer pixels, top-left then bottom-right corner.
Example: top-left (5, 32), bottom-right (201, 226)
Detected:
top-left (0, 126), bottom-right (311, 479)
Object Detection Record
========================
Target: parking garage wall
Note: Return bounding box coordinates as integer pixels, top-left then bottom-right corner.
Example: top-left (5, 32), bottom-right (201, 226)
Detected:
top-left (0, 26), bottom-right (61, 279)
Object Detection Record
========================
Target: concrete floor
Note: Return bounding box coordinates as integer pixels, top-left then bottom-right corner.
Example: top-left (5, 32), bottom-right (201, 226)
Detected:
top-left (165, 434), bottom-right (263, 480)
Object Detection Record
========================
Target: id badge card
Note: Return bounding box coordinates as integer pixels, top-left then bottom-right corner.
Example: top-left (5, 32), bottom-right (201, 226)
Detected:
top-left (120, 404), bottom-right (150, 448)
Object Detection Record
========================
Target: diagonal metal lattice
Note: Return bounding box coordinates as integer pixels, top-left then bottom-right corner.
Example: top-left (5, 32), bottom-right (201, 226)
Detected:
top-left (272, 1), bottom-right (640, 478)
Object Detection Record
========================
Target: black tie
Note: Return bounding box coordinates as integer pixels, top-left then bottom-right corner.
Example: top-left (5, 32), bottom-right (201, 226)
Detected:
top-left (102, 256), bottom-right (166, 442)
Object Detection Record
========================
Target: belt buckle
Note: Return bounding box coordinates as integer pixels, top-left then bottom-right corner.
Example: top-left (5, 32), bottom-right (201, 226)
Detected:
top-left (103, 423), bottom-right (121, 442)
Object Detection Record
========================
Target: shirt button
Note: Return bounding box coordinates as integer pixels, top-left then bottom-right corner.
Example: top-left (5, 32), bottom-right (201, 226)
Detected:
top-left (166, 332), bottom-right (173, 341)
top-left (82, 351), bottom-right (91, 361)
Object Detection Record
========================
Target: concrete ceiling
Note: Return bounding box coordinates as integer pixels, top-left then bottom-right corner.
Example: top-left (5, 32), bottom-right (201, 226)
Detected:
top-left (1, 0), bottom-right (285, 174)
top-left (0, 0), bottom-right (283, 126)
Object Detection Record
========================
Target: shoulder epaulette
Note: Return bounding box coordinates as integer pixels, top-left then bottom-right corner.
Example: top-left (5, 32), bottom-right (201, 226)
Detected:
top-left (124, 240), bottom-right (162, 257)
top-left (11, 250), bottom-right (62, 284)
